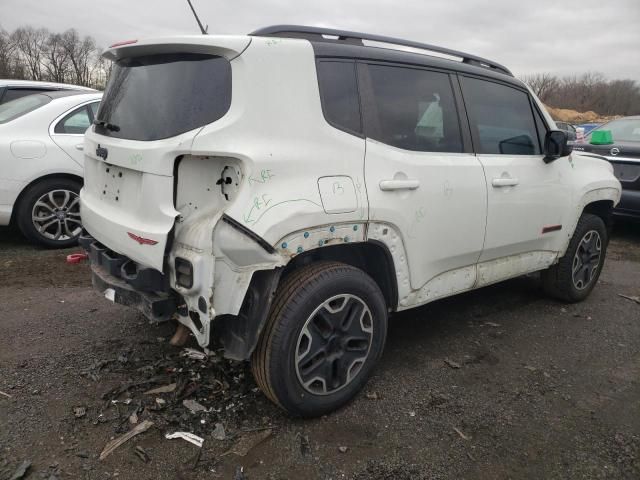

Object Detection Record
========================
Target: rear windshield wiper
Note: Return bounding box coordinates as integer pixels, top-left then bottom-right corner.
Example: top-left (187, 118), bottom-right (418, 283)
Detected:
top-left (93, 119), bottom-right (121, 132)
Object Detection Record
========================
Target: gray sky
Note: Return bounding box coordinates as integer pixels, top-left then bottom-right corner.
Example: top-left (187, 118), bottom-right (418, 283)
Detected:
top-left (1, 0), bottom-right (639, 79)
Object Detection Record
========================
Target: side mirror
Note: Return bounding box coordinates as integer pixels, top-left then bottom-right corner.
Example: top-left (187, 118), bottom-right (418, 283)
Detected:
top-left (544, 130), bottom-right (573, 163)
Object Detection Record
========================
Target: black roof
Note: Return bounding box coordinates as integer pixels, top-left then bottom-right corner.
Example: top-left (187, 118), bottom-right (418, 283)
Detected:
top-left (251, 25), bottom-right (523, 88)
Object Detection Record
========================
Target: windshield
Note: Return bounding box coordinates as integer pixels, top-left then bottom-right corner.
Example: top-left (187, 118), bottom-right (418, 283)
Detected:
top-left (588, 118), bottom-right (640, 143)
top-left (95, 53), bottom-right (231, 141)
top-left (0, 94), bottom-right (52, 124)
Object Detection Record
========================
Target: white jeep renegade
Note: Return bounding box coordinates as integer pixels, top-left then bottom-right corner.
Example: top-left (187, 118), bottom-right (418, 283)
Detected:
top-left (79, 26), bottom-right (621, 416)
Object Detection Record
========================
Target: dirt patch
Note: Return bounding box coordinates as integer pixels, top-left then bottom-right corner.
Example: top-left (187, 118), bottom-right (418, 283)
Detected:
top-left (1, 224), bottom-right (640, 479)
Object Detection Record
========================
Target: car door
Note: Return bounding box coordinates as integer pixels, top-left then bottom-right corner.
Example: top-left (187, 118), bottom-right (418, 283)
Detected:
top-left (458, 75), bottom-right (572, 285)
top-left (361, 62), bottom-right (487, 298)
top-left (50, 101), bottom-right (100, 165)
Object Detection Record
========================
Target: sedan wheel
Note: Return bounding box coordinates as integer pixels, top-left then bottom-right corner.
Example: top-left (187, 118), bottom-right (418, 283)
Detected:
top-left (17, 178), bottom-right (82, 248)
top-left (32, 189), bottom-right (82, 242)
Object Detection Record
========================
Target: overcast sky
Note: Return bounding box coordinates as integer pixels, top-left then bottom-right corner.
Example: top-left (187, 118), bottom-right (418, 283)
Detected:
top-left (1, 0), bottom-right (639, 79)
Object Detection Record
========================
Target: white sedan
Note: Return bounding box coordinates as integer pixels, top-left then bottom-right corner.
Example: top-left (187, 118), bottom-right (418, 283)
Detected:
top-left (0, 90), bottom-right (102, 247)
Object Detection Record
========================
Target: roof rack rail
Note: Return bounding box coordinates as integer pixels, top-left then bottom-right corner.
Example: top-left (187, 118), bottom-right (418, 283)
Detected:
top-left (250, 25), bottom-right (513, 77)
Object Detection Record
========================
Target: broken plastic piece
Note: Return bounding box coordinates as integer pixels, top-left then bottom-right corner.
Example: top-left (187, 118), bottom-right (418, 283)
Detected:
top-left (165, 431), bottom-right (204, 448)
top-left (66, 252), bottom-right (88, 264)
top-left (181, 348), bottom-right (207, 360)
top-left (99, 420), bottom-right (154, 460)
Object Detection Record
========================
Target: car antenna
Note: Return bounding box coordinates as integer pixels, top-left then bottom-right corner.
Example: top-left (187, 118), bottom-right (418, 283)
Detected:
top-left (186, 0), bottom-right (208, 34)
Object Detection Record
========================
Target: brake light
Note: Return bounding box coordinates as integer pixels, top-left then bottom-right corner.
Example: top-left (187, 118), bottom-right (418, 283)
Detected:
top-left (110, 39), bottom-right (138, 48)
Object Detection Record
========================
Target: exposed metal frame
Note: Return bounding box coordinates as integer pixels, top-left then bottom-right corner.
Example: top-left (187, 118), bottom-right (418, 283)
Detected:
top-left (250, 25), bottom-right (513, 77)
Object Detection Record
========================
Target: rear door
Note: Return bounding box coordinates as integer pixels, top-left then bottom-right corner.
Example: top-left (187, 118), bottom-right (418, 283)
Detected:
top-left (361, 62), bottom-right (487, 294)
top-left (459, 75), bottom-right (572, 281)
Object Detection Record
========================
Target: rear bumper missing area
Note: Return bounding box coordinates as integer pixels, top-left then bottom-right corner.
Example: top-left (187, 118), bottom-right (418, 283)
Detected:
top-left (91, 265), bottom-right (177, 322)
top-left (81, 231), bottom-right (177, 322)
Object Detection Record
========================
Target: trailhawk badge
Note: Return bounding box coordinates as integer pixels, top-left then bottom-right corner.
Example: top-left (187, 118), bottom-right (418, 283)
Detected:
top-left (127, 232), bottom-right (158, 245)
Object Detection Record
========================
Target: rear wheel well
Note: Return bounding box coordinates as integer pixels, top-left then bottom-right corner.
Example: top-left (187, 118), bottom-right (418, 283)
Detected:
top-left (583, 200), bottom-right (614, 231)
top-left (280, 241), bottom-right (398, 311)
top-left (11, 173), bottom-right (83, 225)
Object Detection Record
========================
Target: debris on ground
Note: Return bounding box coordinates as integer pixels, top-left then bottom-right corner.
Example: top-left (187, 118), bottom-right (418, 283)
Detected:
top-left (338, 446), bottom-right (348, 453)
top-left (144, 383), bottom-right (177, 395)
top-left (297, 433), bottom-right (311, 456)
top-left (0, 390), bottom-right (12, 398)
top-left (212, 422), bottom-right (226, 441)
top-left (524, 365), bottom-right (537, 372)
top-left (134, 446), bottom-right (150, 463)
top-left (8, 460), bottom-right (31, 480)
top-left (170, 323), bottom-right (192, 346)
top-left (181, 348), bottom-right (207, 361)
top-left (228, 429), bottom-right (272, 456)
top-left (365, 391), bottom-right (378, 400)
top-left (183, 399), bottom-right (208, 414)
top-left (618, 294), bottom-right (640, 305)
top-left (444, 358), bottom-right (461, 369)
top-left (234, 466), bottom-right (246, 480)
top-left (73, 406), bottom-right (86, 418)
top-left (99, 420), bottom-right (154, 460)
top-left (484, 322), bottom-right (501, 327)
top-left (453, 427), bottom-right (471, 441)
top-left (165, 431), bottom-right (204, 448)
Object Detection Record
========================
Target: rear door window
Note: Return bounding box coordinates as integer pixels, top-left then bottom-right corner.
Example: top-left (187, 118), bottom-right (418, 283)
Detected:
top-left (360, 64), bottom-right (463, 153)
top-left (95, 53), bottom-right (231, 141)
top-left (316, 60), bottom-right (362, 135)
top-left (461, 77), bottom-right (541, 155)
top-left (54, 102), bottom-right (99, 134)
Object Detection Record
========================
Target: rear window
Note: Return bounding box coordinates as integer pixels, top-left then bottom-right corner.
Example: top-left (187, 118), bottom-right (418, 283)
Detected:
top-left (95, 53), bottom-right (231, 141)
top-left (0, 94), bottom-right (52, 124)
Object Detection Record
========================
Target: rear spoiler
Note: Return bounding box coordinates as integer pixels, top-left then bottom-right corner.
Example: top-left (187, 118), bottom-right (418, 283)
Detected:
top-left (102, 35), bottom-right (252, 62)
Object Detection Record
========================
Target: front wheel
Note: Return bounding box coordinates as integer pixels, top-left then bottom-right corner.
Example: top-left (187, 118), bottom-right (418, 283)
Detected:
top-left (542, 213), bottom-right (608, 302)
top-left (16, 178), bottom-right (82, 248)
top-left (251, 261), bottom-right (388, 417)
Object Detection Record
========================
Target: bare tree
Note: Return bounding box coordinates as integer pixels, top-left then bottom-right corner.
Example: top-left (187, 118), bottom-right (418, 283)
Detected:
top-left (522, 73), bottom-right (559, 103)
top-left (42, 32), bottom-right (70, 83)
top-left (61, 29), bottom-right (97, 86)
top-left (0, 26), bottom-right (16, 78)
top-left (11, 26), bottom-right (48, 80)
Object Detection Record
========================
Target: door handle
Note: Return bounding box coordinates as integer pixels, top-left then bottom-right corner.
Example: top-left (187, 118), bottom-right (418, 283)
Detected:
top-left (492, 177), bottom-right (519, 187)
top-left (75, 144), bottom-right (84, 151)
top-left (379, 179), bottom-right (420, 191)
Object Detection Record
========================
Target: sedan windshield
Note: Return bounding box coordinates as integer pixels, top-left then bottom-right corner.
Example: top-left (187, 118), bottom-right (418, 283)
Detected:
top-left (589, 118), bottom-right (640, 143)
top-left (0, 94), bottom-right (52, 124)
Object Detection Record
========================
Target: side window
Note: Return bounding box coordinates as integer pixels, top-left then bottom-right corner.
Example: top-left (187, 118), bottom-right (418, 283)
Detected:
top-left (54, 105), bottom-right (92, 134)
top-left (316, 60), bottom-right (362, 134)
top-left (3, 88), bottom-right (51, 103)
top-left (361, 64), bottom-right (462, 153)
top-left (461, 77), bottom-right (541, 155)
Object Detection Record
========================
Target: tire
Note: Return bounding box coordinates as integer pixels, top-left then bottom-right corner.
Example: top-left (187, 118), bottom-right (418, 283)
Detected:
top-left (541, 213), bottom-right (608, 303)
top-left (251, 261), bottom-right (388, 417)
top-left (16, 178), bottom-right (82, 248)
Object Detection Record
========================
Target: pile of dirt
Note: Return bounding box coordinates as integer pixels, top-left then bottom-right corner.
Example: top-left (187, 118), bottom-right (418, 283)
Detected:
top-left (544, 105), bottom-right (617, 124)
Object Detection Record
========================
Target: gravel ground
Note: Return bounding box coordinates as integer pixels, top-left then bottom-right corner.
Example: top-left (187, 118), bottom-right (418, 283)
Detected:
top-left (0, 223), bottom-right (639, 479)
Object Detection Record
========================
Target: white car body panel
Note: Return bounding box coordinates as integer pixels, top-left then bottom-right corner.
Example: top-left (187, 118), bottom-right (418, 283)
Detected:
top-left (79, 34), bottom-right (621, 349)
top-left (0, 92), bottom-right (102, 225)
